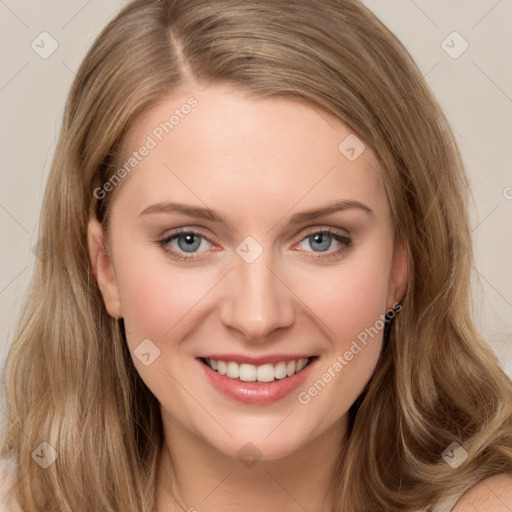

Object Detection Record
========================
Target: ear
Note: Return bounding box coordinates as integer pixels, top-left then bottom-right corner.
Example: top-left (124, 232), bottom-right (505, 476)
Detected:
top-left (386, 234), bottom-right (408, 309)
top-left (87, 217), bottom-right (123, 318)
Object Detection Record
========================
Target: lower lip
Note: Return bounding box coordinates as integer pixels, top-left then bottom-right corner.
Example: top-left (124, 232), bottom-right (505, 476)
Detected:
top-left (198, 358), bottom-right (317, 404)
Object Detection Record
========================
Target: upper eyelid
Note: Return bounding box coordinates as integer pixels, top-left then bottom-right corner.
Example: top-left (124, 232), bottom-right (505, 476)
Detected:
top-left (300, 226), bottom-right (350, 237)
top-left (162, 226), bottom-right (217, 245)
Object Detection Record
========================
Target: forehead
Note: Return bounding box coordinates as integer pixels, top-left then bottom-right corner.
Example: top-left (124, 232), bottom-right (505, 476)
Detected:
top-left (113, 85), bottom-right (387, 222)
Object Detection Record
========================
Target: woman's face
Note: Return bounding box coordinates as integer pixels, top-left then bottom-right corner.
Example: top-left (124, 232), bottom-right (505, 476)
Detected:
top-left (89, 85), bottom-right (407, 461)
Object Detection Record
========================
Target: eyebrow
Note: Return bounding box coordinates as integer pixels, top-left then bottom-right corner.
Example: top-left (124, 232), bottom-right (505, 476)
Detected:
top-left (138, 199), bottom-right (373, 224)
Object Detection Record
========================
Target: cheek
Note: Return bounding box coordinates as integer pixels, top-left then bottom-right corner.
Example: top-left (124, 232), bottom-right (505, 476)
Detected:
top-left (113, 227), bottom-right (393, 427)
top-left (115, 251), bottom-right (212, 344)
top-left (115, 234), bottom-right (393, 353)
top-left (289, 242), bottom-right (393, 419)
top-left (113, 248), bottom-right (218, 410)
top-left (289, 242), bottom-right (393, 347)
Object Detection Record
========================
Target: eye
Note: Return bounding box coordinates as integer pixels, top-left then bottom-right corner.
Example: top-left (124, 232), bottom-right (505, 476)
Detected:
top-left (157, 228), bottom-right (213, 261)
top-left (295, 228), bottom-right (352, 258)
top-left (156, 226), bottom-right (352, 262)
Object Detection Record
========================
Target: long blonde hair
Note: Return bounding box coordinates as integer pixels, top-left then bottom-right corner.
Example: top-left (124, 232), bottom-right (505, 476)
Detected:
top-left (2, 1), bottom-right (512, 510)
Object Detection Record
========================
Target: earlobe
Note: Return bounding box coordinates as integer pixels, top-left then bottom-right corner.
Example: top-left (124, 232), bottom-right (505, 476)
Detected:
top-left (87, 217), bottom-right (123, 318)
top-left (387, 235), bottom-right (408, 308)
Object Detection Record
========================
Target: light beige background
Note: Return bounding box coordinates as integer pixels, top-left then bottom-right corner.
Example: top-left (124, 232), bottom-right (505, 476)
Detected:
top-left (1, 1), bottom-right (511, 381)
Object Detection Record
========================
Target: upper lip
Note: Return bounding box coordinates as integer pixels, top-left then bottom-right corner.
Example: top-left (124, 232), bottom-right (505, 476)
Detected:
top-left (198, 353), bottom-right (315, 366)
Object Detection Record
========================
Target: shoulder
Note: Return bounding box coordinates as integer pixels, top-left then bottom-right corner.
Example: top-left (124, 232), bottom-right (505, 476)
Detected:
top-left (0, 456), bottom-right (22, 512)
top-left (452, 472), bottom-right (512, 511)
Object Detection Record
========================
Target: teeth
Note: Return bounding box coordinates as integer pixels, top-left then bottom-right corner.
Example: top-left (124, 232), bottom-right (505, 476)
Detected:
top-left (274, 361), bottom-right (287, 379)
top-left (206, 357), bottom-right (310, 382)
top-left (257, 364), bottom-right (274, 383)
top-left (217, 360), bottom-right (227, 375)
top-left (286, 360), bottom-right (296, 376)
top-left (240, 363), bottom-right (257, 382)
top-left (296, 358), bottom-right (308, 372)
top-left (226, 361), bottom-right (240, 379)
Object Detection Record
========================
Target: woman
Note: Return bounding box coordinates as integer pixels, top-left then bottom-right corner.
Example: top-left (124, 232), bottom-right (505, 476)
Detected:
top-left (1, 1), bottom-right (511, 510)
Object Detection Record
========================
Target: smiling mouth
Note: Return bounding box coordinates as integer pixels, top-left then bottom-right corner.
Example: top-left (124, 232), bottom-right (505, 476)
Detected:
top-left (199, 356), bottom-right (318, 383)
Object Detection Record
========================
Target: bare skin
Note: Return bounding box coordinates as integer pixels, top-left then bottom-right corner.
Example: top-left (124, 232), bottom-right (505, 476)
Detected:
top-left (88, 84), bottom-right (408, 511)
top-left (452, 473), bottom-right (512, 511)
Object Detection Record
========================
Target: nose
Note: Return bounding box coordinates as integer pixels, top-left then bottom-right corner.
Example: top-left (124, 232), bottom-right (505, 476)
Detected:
top-left (218, 247), bottom-right (295, 343)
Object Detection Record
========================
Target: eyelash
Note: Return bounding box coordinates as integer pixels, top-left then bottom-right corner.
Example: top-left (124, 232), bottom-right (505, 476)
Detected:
top-left (156, 226), bottom-right (352, 262)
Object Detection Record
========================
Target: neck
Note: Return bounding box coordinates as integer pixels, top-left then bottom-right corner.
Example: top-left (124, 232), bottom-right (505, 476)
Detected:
top-left (155, 414), bottom-right (348, 512)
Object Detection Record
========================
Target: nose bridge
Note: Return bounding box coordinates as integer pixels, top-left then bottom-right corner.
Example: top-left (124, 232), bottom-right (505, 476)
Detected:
top-left (218, 239), bottom-right (294, 341)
